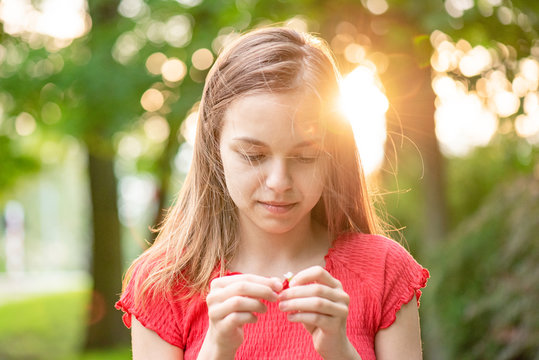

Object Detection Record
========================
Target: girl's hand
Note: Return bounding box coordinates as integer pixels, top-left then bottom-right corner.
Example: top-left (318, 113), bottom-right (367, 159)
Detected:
top-left (198, 274), bottom-right (282, 359)
top-left (278, 266), bottom-right (361, 360)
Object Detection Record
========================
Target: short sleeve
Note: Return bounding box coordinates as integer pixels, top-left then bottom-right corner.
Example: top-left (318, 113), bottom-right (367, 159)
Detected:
top-left (378, 239), bottom-right (429, 330)
top-left (115, 263), bottom-right (185, 348)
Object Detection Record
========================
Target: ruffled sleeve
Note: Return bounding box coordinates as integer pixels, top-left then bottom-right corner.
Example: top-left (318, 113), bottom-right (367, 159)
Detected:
top-left (115, 262), bottom-right (185, 348)
top-left (378, 238), bottom-right (429, 330)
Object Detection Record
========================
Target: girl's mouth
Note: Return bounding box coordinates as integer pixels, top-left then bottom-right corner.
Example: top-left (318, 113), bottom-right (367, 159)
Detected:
top-left (258, 201), bottom-right (296, 214)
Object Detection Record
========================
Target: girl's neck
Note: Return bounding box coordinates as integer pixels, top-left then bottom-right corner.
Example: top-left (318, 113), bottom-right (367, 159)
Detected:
top-left (230, 217), bottom-right (330, 278)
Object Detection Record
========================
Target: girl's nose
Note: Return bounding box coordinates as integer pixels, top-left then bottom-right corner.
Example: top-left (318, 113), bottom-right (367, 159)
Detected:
top-left (265, 158), bottom-right (292, 193)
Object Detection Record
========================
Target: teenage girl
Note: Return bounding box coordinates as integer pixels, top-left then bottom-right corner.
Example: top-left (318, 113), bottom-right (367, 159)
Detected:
top-left (116, 26), bottom-right (429, 360)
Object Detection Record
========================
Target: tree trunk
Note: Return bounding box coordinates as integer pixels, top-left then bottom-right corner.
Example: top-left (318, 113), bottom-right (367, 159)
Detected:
top-left (149, 87), bottom-right (199, 244)
top-left (383, 59), bottom-right (449, 360)
top-left (85, 151), bottom-right (129, 348)
top-left (149, 132), bottom-right (176, 244)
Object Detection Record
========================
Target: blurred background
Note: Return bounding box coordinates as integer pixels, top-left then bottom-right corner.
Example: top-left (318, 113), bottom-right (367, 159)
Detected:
top-left (0, 0), bottom-right (538, 359)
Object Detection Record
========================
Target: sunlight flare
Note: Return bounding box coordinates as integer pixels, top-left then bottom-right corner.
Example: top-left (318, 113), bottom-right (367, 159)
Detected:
top-left (339, 65), bottom-right (388, 175)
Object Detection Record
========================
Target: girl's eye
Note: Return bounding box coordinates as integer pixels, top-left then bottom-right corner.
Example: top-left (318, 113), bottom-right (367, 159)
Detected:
top-left (294, 154), bottom-right (319, 164)
top-left (241, 153), bottom-right (265, 162)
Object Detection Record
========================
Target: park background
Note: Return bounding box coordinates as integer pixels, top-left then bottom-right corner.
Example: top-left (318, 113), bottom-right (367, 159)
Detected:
top-left (0, 0), bottom-right (538, 359)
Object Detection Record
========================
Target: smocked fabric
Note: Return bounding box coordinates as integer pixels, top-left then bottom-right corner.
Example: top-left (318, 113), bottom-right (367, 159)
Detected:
top-left (116, 233), bottom-right (429, 359)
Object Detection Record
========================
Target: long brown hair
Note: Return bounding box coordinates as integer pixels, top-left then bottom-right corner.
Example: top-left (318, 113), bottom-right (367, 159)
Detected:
top-left (124, 27), bottom-right (383, 303)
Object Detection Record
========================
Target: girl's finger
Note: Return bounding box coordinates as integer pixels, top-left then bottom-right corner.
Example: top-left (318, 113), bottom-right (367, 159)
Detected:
top-left (209, 296), bottom-right (267, 321)
top-left (207, 281), bottom-right (279, 305)
top-left (211, 274), bottom-right (282, 291)
top-left (286, 311), bottom-right (334, 330)
top-left (278, 297), bottom-right (349, 318)
top-left (288, 266), bottom-right (342, 289)
top-left (279, 283), bottom-right (349, 305)
top-left (222, 311), bottom-right (259, 328)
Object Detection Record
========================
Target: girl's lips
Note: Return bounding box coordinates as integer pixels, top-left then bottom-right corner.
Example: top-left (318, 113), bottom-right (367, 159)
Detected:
top-left (258, 201), bottom-right (296, 214)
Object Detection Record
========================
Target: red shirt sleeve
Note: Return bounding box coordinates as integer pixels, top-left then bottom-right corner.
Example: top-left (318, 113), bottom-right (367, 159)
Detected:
top-left (115, 263), bottom-right (185, 348)
top-left (378, 239), bottom-right (429, 330)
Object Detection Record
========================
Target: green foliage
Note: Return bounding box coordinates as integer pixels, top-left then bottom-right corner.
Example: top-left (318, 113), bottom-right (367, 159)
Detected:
top-left (1, 0), bottom-right (538, 355)
top-left (383, 132), bottom-right (539, 252)
top-left (0, 292), bottom-right (86, 359)
top-left (72, 347), bottom-right (131, 360)
top-left (379, 139), bottom-right (427, 254)
top-left (425, 175), bottom-right (539, 359)
top-left (0, 136), bottom-right (39, 198)
top-left (447, 134), bottom-right (539, 228)
top-left (0, 291), bottom-right (130, 360)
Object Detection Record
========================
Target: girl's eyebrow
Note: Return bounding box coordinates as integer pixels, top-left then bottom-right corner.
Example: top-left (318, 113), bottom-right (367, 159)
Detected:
top-left (232, 137), bottom-right (266, 147)
top-left (232, 137), bottom-right (322, 149)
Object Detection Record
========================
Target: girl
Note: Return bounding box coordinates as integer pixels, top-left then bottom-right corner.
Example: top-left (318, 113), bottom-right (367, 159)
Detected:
top-left (116, 27), bottom-right (429, 360)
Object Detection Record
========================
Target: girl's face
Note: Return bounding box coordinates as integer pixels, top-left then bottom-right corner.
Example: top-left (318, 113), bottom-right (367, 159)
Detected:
top-left (219, 92), bottom-right (327, 236)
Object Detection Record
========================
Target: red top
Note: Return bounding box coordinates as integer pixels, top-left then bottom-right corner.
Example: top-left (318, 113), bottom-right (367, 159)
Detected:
top-left (116, 233), bottom-right (429, 359)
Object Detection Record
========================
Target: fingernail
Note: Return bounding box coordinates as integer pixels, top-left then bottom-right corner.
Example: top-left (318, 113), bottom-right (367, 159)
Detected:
top-left (278, 301), bottom-right (288, 311)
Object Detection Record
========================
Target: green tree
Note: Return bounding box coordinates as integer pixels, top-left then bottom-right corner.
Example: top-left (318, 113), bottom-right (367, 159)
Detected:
top-left (0, 0), bottom-right (325, 349)
top-left (1, 0), bottom-right (537, 354)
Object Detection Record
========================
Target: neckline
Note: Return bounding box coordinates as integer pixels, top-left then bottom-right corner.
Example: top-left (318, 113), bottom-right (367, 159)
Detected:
top-left (223, 232), bottom-right (352, 277)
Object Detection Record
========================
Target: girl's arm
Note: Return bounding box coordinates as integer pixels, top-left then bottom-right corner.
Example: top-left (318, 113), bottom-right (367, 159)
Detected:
top-left (131, 316), bottom-right (184, 360)
top-left (374, 294), bottom-right (423, 360)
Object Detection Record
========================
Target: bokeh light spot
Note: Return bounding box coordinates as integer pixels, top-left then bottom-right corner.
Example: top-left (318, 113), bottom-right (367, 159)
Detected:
top-left (41, 102), bottom-right (62, 124)
top-left (165, 15), bottom-right (192, 48)
top-left (144, 115), bottom-right (170, 143)
top-left (146, 52), bottom-right (167, 75)
top-left (365, 0), bottom-right (389, 15)
top-left (180, 110), bottom-right (198, 146)
top-left (492, 90), bottom-right (519, 118)
top-left (524, 92), bottom-right (539, 115)
top-left (284, 16), bottom-right (309, 33)
top-left (0, 0), bottom-right (89, 42)
top-left (15, 112), bottom-right (36, 136)
top-left (140, 89), bottom-right (164, 112)
top-left (445, 0), bottom-right (474, 18)
top-left (112, 32), bottom-right (145, 64)
top-left (118, 135), bottom-right (143, 159)
top-left (497, 6), bottom-right (513, 25)
top-left (435, 90), bottom-right (498, 156)
top-left (175, 0), bottom-right (203, 7)
top-left (161, 58), bottom-right (187, 82)
top-left (344, 43), bottom-right (365, 64)
top-left (212, 28), bottom-right (240, 54)
top-left (191, 48), bottom-right (214, 71)
top-left (459, 45), bottom-right (491, 77)
top-left (118, 0), bottom-right (146, 19)
top-left (515, 113), bottom-right (539, 144)
top-left (520, 58), bottom-right (539, 90)
top-left (87, 291), bottom-right (106, 325)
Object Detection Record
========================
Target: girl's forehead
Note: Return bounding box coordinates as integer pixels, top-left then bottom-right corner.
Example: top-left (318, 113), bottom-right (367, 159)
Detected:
top-left (224, 92), bottom-right (324, 126)
top-left (221, 92), bottom-right (326, 141)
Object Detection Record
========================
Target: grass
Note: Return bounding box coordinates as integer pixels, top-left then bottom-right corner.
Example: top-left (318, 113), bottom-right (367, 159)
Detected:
top-left (0, 292), bottom-right (131, 360)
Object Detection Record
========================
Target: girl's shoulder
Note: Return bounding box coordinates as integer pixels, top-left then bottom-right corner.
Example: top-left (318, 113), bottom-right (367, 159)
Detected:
top-left (327, 232), bottom-right (406, 262)
top-left (326, 232), bottom-right (430, 321)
